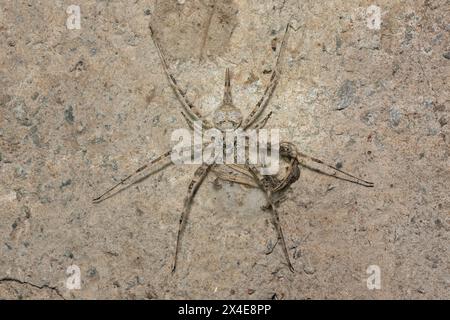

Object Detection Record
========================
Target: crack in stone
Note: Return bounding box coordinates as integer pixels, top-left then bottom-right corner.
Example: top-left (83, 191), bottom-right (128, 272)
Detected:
top-left (0, 277), bottom-right (65, 300)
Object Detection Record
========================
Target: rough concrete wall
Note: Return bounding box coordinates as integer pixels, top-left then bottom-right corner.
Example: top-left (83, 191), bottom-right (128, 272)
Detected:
top-left (0, 0), bottom-right (449, 299)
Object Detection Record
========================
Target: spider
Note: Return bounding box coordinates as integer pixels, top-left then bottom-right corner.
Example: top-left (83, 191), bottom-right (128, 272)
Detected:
top-left (93, 23), bottom-right (374, 273)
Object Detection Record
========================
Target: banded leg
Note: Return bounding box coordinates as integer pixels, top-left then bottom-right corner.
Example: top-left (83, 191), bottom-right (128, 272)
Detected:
top-left (172, 163), bottom-right (213, 272)
top-left (92, 150), bottom-right (172, 203)
top-left (246, 164), bottom-right (295, 272)
top-left (149, 25), bottom-right (213, 128)
top-left (180, 111), bottom-right (205, 133)
top-left (279, 142), bottom-right (374, 187)
top-left (252, 111), bottom-right (273, 130)
top-left (242, 23), bottom-right (291, 129)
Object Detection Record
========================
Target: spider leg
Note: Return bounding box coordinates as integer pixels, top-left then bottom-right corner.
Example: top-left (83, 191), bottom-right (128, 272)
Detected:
top-left (180, 111), bottom-right (206, 133)
top-left (242, 23), bottom-right (291, 130)
top-left (226, 164), bottom-right (255, 179)
top-left (245, 164), bottom-right (295, 272)
top-left (149, 25), bottom-right (213, 128)
top-left (280, 142), bottom-right (374, 187)
top-left (214, 148), bottom-right (301, 191)
top-left (180, 111), bottom-right (195, 131)
top-left (172, 163), bottom-right (213, 273)
top-left (252, 111), bottom-right (273, 130)
top-left (212, 164), bottom-right (259, 188)
top-left (92, 150), bottom-right (172, 203)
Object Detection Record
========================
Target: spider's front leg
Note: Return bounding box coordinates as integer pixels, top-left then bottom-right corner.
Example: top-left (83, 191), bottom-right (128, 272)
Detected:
top-left (242, 23), bottom-right (291, 130)
top-left (172, 163), bottom-right (213, 273)
top-left (149, 25), bottom-right (213, 129)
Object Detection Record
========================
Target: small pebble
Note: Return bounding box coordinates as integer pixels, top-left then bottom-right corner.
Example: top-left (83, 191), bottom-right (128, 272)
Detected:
top-left (336, 80), bottom-right (356, 110)
top-left (152, 115), bottom-right (160, 126)
top-left (87, 267), bottom-right (98, 277)
top-left (64, 105), bottom-right (74, 124)
top-left (60, 179), bottom-right (72, 188)
top-left (15, 166), bottom-right (27, 178)
top-left (303, 264), bottom-right (316, 275)
top-left (14, 100), bottom-right (32, 126)
top-left (64, 251), bottom-right (74, 259)
top-left (389, 107), bottom-right (401, 127)
top-left (361, 111), bottom-right (377, 126)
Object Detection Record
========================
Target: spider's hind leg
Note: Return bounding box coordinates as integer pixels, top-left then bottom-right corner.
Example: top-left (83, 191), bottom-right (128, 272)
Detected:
top-left (172, 163), bottom-right (213, 273)
top-left (246, 164), bottom-right (295, 272)
top-left (279, 142), bottom-right (374, 187)
top-left (92, 150), bottom-right (172, 203)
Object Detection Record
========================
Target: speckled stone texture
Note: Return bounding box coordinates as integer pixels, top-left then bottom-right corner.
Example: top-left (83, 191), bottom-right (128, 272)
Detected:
top-left (0, 0), bottom-right (449, 299)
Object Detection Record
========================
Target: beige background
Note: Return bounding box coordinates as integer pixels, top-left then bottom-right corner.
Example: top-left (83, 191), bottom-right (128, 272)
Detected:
top-left (0, 0), bottom-right (449, 299)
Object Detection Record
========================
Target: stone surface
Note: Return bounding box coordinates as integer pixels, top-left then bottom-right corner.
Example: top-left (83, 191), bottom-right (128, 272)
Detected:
top-left (0, 0), bottom-right (449, 299)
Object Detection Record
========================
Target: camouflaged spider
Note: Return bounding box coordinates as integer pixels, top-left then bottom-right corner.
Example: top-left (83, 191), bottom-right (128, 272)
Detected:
top-left (93, 23), bottom-right (373, 272)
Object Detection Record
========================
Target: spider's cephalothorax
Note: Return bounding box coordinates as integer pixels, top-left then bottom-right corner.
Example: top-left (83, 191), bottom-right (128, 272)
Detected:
top-left (212, 68), bottom-right (243, 131)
